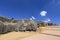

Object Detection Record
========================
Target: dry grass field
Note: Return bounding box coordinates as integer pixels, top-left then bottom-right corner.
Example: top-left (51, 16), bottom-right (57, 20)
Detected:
top-left (0, 26), bottom-right (47, 40)
top-left (0, 32), bottom-right (38, 40)
top-left (0, 26), bottom-right (60, 40)
top-left (21, 26), bottom-right (60, 40)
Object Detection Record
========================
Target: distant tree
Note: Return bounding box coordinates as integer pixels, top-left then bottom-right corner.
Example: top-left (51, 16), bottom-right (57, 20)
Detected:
top-left (40, 22), bottom-right (46, 27)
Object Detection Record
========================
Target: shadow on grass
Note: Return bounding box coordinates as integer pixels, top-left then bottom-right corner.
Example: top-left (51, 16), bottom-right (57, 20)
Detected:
top-left (46, 29), bottom-right (60, 31)
top-left (0, 31), bottom-right (13, 36)
top-left (41, 33), bottom-right (60, 37)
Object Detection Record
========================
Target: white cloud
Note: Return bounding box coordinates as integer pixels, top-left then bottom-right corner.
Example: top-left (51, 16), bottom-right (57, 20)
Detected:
top-left (30, 16), bottom-right (35, 20)
top-left (40, 11), bottom-right (47, 16)
top-left (47, 18), bottom-right (51, 22)
top-left (32, 16), bottom-right (35, 19)
top-left (44, 18), bottom-right (51, 23)
top-left (30, 18), bottom-right (32, 20)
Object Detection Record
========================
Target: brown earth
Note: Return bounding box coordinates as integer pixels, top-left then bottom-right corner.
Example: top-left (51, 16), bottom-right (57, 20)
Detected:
top-left (21, 26), bottom-right (60, 40)
top-left (0, 32), bottom-right (38, 40)
top-left (0, 26), bottom-right (60, 40)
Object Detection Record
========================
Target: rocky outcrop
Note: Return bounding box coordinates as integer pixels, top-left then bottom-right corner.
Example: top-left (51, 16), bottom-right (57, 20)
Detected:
top-left (0, 16), bottom-right (58, 34)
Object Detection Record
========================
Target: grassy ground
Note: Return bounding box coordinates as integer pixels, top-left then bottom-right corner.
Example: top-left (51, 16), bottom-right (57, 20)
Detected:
top-left (0, 32), bottom-right (38, 40)
top-left (21, 26), bottom-right (60, 40)
top-left (37, 27), bottom-right (47, 33)
top-left (0, 26), bottom-right (48, 40)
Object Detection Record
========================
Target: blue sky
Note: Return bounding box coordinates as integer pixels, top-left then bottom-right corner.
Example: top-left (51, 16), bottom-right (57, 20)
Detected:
top-left (0, 0), bottom-right (60, 24)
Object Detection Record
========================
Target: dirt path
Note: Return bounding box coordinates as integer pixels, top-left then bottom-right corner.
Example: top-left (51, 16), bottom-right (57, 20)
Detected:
top-left (0, 32), bottom-right (37, 40)
top-left (0, 26), bottom-right (60, 40)
top-left (21, 26), bottom-right (60, 40)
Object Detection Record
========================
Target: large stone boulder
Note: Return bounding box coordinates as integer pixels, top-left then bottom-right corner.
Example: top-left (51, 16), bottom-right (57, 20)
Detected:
top-left (0, 21), bottom-right (6, 33)
top-left (15, 20), bottom-right (38, 32)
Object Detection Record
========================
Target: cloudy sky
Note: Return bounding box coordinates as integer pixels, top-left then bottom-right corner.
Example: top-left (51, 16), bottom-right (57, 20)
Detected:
top-left (0, 0), bottom-right (60, 24)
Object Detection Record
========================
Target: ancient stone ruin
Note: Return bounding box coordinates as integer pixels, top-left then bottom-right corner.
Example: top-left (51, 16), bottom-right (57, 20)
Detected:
top-left (0, 16), bottom-right (57, 34)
